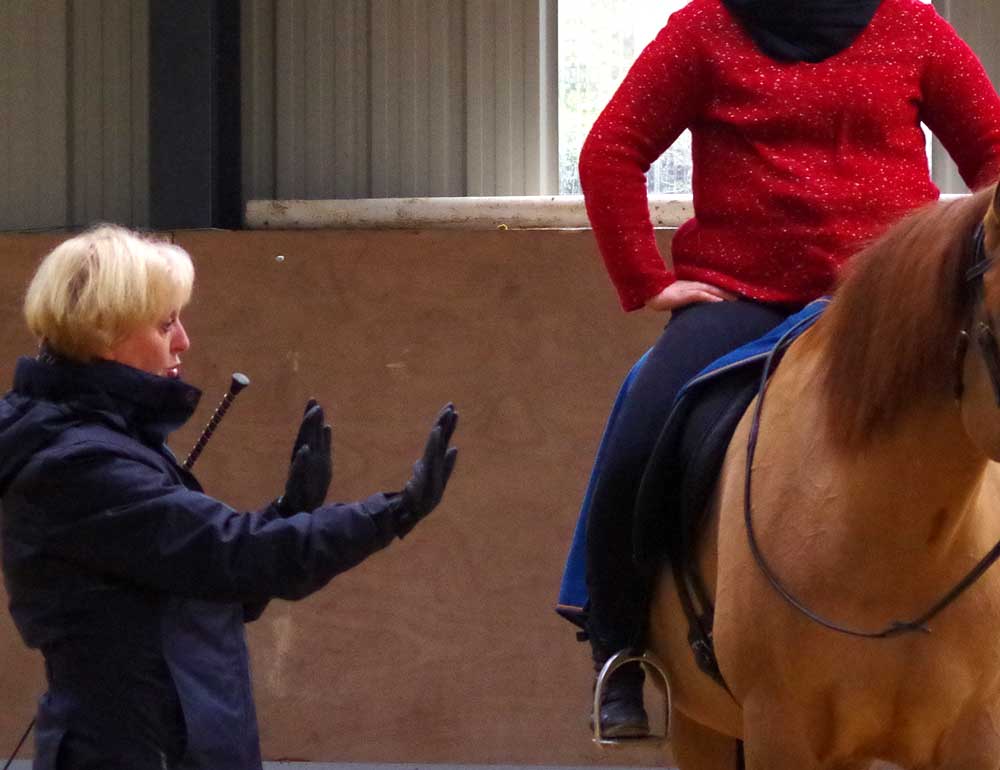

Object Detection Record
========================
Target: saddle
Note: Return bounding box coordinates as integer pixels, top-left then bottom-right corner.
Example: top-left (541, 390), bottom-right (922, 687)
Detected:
top-left (633, 360), bottom-right (760, 686)
top-left (632, 299), bottom-right (828, 687)
top-left (634, 364), bottom-right (760, 571)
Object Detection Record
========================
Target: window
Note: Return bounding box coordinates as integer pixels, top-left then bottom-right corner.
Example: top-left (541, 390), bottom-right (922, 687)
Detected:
top-left (558, 0), bottom-right (936, 197)
top-left (558, 0), bottom-right (692, 196)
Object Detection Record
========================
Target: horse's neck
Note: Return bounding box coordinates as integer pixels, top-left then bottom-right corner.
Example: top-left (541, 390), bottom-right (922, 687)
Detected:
top-left (764, 341), bottom-right (993, 551)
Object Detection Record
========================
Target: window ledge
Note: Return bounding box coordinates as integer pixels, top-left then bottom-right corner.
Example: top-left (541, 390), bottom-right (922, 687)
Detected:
top-left (244, 195), bottom-right (694, 230)
top-left (245, 193), bottom-right (966, 231)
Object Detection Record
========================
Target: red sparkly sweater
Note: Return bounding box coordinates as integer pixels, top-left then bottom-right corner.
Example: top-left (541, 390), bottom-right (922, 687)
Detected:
top-left (579, 0), bottom-right (1000, 311)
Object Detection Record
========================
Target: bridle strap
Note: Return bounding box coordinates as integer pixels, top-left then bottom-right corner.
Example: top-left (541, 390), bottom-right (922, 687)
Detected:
top-left (962, 223), bottom-right (1000, 406)
top-left (744, 226), bottom-right (1000, 638)
top-left (965, 222), bottom-right (991, 282)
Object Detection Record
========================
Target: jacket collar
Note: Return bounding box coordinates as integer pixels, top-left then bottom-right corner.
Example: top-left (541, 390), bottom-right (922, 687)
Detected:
top-left (13, 354), bottom-right (202, 446)
top-left (722, 0), bottom-right (883, 63)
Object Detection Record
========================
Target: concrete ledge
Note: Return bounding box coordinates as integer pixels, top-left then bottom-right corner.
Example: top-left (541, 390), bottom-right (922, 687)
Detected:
top-left (244, 195), bottom-right (694, 230)
top-left (245, 193), bottom-right (967, 231)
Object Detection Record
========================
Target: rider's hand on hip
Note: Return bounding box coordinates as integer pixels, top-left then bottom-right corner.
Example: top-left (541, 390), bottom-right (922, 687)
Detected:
top-left (644, 280), bottom-right (736, 312)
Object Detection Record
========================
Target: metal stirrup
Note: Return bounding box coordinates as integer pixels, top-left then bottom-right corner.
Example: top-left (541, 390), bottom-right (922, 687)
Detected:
top-left (592, 649), bottom-right (672, 745)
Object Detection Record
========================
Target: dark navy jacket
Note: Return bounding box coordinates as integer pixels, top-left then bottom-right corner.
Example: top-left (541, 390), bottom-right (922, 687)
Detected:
top-left (0, 356), bottom-right (400, 769)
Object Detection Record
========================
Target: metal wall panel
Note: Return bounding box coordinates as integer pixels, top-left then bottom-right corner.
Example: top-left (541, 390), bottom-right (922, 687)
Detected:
top-left (332, 0), bottom-right (370, 197)
top-left (931, 0), bottom-right (1000, 193)
top-left (0, 0), bottom-right (149, 230)
top-left (243, 0), bottom-right (558, 201)
top-left (69, 0), bottom-right (149, 227)
top-left (71, 4), bottom-right (103, 224)
top-left (428, 0), bottom-right (467, 196)
top-left (1, 1), bottom-right (68, 231)
top-left (534, 0), bottom-right (559, 195)
top-left (253, 0), bottom-right (372, 200)
top-left (465, 1), bottom-right (496, 195)
top-left (242, 0), bottom-right (277, 201)
top-left (465, 0), bottom-right (560, 196)
top-left (4, 1), bottom-right (988, 231)
top-left (130, 1), bottom-right (150, 226)
top-left (371, 0), bottom-right (466, 197)
top-left (274, 0), bottom-right (310, 198)
top-left (370, 0), bottom-right (404, 197)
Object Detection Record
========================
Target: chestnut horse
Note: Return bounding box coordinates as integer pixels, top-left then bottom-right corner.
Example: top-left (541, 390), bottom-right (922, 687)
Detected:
top-left (647, 183), bottom-right (1000, 770)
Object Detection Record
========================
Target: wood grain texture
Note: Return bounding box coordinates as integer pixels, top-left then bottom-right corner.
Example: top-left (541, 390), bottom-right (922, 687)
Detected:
top-left (0, 229), bottom-right (675, 765)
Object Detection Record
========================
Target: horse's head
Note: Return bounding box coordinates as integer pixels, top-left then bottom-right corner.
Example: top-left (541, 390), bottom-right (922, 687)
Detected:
top-left (958, 182), bottom-right (1000, 459)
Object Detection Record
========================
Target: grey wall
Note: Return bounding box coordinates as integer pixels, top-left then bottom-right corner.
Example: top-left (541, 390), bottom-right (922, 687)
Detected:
top-left (1, 0), bottom-right (148, 231)
top-left (932, 0), bottom-right (1000, 192)
top-left (241, 0), bottom-right (559, 201)
top-left (0, 0), bottom-right (996, 230)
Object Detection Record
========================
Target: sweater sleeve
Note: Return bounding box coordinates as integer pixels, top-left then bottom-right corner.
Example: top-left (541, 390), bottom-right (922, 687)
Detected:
top-left (919, 6), bottom-right (1000, 191)
top-left (578, 9), bottom-right (705, 311)
top-left (34, 447), bottom-right (401, 604)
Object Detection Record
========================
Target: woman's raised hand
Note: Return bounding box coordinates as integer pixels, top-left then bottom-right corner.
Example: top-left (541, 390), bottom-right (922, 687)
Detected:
top-left (391, 403), bottom-right (459, 538)
top-left (278, 399), bottom-right (333, 515)
top-left (644, 280), bottom-right (735, 312)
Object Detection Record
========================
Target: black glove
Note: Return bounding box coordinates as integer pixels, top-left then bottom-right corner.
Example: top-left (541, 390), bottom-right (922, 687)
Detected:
top-left (278, 399), bottom-right (332, 515)
top-left (392, 403), bottom-right (459, 538)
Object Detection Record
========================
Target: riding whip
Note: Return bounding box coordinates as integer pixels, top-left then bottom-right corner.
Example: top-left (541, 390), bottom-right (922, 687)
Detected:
top-left (183, 372), bottom-right (251, 469)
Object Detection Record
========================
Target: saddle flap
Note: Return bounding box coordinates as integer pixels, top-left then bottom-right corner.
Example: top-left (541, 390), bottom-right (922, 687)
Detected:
top-left (633, 366), bottom-right (760, 572)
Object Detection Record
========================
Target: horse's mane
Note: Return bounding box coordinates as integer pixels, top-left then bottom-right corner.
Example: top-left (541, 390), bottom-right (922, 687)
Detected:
top-left (807, 186), bottom-right (994, 447)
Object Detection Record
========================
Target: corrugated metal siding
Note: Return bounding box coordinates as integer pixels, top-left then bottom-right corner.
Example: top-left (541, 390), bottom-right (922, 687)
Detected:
top-left (465, 0), bottom-right (558, 195)
top-left (70, 0), bottom-right (149, 227)
top-left (1, 2), bottom-right (990, 230)
top-left (0, 0), bottom-right (148, 231)
top-left (1, 0), bottom-right (68, 231)
top-left (370, 0), bottom-right (465, 197)
top-left (242, 0), bottom-right (558, 201)
top-left (242, 0), bottom-right (277, 202)
top-left (931, 0), bottom-right (999, 193)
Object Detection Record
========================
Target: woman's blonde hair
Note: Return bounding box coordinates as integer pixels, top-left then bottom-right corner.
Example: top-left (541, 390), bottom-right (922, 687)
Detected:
top-left (24, 224), bottom-right (194, 362)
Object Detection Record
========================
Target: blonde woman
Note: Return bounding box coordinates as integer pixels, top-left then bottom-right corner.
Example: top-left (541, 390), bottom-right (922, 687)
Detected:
top-left (0, 224), bottom-right (458, 770)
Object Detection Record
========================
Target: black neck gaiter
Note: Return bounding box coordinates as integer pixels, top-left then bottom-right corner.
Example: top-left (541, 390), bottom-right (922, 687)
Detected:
top-left (721, 0), bottom-right (883, 63)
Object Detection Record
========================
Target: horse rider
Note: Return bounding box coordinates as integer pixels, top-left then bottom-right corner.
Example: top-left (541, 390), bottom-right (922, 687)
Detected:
top-left (571, 0), bottom-right (1000, 738)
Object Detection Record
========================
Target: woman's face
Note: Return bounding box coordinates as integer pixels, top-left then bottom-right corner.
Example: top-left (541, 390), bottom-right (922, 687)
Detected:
top-left (105, 309), bottom-right (190, 379)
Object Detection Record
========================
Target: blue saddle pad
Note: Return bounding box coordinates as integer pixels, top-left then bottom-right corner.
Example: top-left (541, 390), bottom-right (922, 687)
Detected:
top-left (555, 299), bottom-right (828, 629)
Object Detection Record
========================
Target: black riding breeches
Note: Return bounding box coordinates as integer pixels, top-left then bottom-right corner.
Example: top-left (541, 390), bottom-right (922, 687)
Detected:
top-left (584, 298), bottom-right (792, 654)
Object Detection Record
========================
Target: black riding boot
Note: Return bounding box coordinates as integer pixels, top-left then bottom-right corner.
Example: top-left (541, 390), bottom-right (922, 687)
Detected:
top-left (590, 643), bottom-right (650, 738)
top-left (585, 565), bottom-right (652, 737)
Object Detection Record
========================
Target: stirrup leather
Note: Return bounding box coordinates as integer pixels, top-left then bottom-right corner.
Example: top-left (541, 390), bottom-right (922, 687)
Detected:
top-left (592, 649), bottom-right (672, 746)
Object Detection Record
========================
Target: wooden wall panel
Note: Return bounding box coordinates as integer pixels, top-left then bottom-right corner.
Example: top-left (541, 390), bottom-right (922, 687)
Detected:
top-left (0, 229), bottom-right (672, 765)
